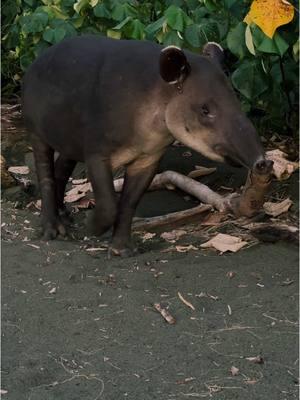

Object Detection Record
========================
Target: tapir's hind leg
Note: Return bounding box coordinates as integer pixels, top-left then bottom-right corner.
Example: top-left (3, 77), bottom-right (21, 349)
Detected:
top-left (31, 135), bottom-right (66, 240)
top-left (54, 155), bottom-right (76, 222)
top-left (86, 155), bottom-right (117, 236)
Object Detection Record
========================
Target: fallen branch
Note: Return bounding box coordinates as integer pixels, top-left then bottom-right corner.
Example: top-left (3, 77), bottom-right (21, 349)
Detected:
top-left (115, 170), bottom-right (228, 211)
top-left (133, 204), bottom-right (211, 231)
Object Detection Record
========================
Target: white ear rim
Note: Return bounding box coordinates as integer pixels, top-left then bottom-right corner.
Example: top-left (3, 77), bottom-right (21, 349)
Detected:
top-left (205, 42), bottom-right (224, 52)
top-left (161, 45), bottom-right (182, 53)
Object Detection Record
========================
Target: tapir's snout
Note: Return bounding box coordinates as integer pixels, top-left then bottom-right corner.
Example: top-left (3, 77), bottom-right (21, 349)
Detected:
top-left (214, 114), bottom-right (265, 170)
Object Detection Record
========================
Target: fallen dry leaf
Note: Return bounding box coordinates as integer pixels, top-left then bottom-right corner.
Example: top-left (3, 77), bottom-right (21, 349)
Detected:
top-left (160, 229), bottom-right (187, 242)
top-left (263, 198), bottom-right (292, 217)
top-left (72, 178), bottom-right (88, 184)
top-left (202, 212), bottom-right (227, 226)
top-left (178, 292), bottom-right (195, 311)
top-left (227, 271), bottom-right (236, 279)
top-left (64, 182), bottom-right (92, 203)
top-left (200, 233), bottom-right (248, 253)
top-left (154, 303), bottom-right (176, 324)
top-left (176, 377), bottom-right (195, 385)
top-left (245, 355), bottom-right (264, 364)
top-left (8, 165), bottom-right (30, 175)
top-left (74, 197), bottom-right (95, 209)
top-left (141, 232), bottom-right (156, 242)
top-left (175, 244), bottom-right (198, 253)
top-left (266, 149), bottom-right (298, 180)
top-left (230, 366), bottom-right (239, 376)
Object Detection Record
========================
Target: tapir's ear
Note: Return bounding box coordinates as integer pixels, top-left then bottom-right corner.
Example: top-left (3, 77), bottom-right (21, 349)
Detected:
top-left (202, 42), bottom-right (225, 66)
top-left (159, 46), bottom-right (191, 84)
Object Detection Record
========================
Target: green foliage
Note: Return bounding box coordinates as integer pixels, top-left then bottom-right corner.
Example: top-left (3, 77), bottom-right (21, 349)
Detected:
top-left (2, 0), bottom-right (298, 133)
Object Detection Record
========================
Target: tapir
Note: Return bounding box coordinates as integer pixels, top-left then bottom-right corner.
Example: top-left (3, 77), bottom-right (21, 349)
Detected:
top-left (22, 35), bottom-right (268, 256)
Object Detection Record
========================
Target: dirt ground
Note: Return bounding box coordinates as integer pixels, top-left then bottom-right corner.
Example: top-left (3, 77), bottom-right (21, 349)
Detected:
top-left (1, 129), bottom-right (299, 399)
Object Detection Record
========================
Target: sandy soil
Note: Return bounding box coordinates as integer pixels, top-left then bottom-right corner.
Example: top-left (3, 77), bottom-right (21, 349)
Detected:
top-left (1, 136), bottom-right (299, 400)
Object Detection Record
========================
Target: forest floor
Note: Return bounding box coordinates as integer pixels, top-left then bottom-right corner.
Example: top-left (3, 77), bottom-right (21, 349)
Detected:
top-left (1, 111), bottom-right (299, 400)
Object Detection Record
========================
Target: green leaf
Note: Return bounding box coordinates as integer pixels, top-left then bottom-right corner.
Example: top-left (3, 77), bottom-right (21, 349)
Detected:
top-left (113, 16), bottom-right (132, 30)
top-left (107, 29), bottom-right (121, 39)
top-left (73, 0), bottom-right (89, 14)
top-left (203, 0), bottom-right (218, 12)
top-left (192, 7), bottom-right (209, 23)
top-left (257, 33), bottom-right (289, 57)
top-left (20, 53), bottom-right (33, 71)
top-left (111, 3), bottom-right (137, 22)
top-left (54, 27), bottom-right (66, 43)
top-left (252, 26), bottom-right (289, 57)
top-left (24, 0), bottom-right (35, 6)
top-left (185, 22), bottom-right (219, 49)
top-left (231, 60), bottom-right (269, 100)
top-left (245, 25), bottom-right (255, 56)
top-left (93, 3), bottom-right (111, 18)
top-left (145, 17), bottom-right (165, 36)
top-left (128, 19), bottom-right (145, 40)
top-left (162, 30), bottom-right (183, 48)
top-left (43, 28), bottom-right (54, 43)
top-left (223, 0), bottom-right (238, 8)
top-left (227, 22), bottom-right (247, 59)
top-left (164, 5), bottom-right (192, 32)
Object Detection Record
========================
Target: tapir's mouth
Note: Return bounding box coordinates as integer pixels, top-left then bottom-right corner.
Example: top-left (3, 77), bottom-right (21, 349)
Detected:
top-left (224, 155), bottom-right (244, 168)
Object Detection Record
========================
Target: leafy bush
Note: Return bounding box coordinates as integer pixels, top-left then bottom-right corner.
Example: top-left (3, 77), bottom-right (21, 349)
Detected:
top-left (2, 0), bottom-right (299, 134)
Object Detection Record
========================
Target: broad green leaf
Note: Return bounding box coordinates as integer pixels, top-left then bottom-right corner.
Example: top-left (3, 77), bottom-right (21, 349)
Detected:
top-left (113, 16), bottom-right (132, 30)
top-left (203, 0), bottom-right (218, 12)
top-left (257, 32), bottom-right (289, 56)
top-left (232, 60), bottom-right (268, 100)
top-left (192, 7), bottom-right (209, 23)
top-left (24, 0), bottom-right (35, 6)
top-left (162, 30), bottom-right (183, 47)
top-left (74, 0), bottom-right (89, 14)
top-left (227, 22), bottom-right (247, 59)
top-left (245, 25), bottom-right (255, 55)
top-left (89, 0), bottom-right (98, 7)
top-left (223, 0), bottom-right (238, 8)
top-left (93, 3), bottom-right (111, 18)
top-left (111, 3), bottom-right (137, 22)
top-left (252, 25), bottom-right (289, 56)
top-left (43, 28), bottom-right (54, 43)
top-left (20, 53), bottom-right (33, 70)
top-left (164, 5), bottom-right (192, 32)
top-left (107, 29), bottom-right (121, 39)
top-left (71, 16), bottom-right (85, 29)
top-left (145, 16), bottom-right (165, 35)
top-left (54, 27), bottom-right (66, 43)
top-left (292, 39), bottom-right (299, 61)
top-left (185, 22), bottom-right (219, 48)
top-left (129, 19), bottom-right (145, 40)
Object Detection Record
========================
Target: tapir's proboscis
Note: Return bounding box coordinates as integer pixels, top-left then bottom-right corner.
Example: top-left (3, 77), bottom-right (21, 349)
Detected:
top-left (22, 36), bottom-right (270, 256)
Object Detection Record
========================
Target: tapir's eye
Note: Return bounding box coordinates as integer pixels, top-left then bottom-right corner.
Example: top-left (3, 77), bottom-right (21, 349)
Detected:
top-left (192, 103), bottom-right (215, 122)
top-left (201, 105), bottom-right (210, 116)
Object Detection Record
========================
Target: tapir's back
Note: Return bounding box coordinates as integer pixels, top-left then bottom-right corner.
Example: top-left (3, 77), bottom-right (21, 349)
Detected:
top-left (22, 36), bottom-right (163, 160)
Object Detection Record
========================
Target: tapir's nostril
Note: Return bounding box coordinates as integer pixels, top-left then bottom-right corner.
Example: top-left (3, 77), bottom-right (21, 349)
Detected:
top-left (254, 159), bottom-right (274, 173)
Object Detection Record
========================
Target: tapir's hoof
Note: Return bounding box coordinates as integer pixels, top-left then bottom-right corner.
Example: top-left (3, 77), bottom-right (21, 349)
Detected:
top-left (107, 245), bottom-right (138, 258)
top-left (42, 221), bottom-right (67, 240)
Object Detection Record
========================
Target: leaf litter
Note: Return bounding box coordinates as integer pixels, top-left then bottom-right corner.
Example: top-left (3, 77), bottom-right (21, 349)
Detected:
top-left (200, 233), bottom-right (248, 253)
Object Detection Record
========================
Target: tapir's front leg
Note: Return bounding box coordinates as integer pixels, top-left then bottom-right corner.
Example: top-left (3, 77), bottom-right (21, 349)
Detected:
top-left (86, 155), bottom-right (117, 236)
top-left (110, 154), bottom-right (163, 257)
